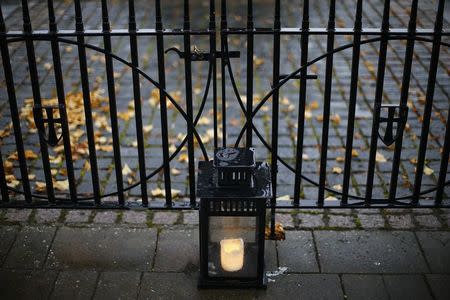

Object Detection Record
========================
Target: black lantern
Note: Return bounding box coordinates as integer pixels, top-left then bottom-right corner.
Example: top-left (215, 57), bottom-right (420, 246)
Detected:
top-left (197, 147), bottom-right (272, 289)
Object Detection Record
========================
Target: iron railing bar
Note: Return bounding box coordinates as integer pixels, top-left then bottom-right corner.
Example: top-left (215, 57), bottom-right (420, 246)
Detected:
top-left (341, 0), bottom-right (363, 205)
top-left (220, 0), bottom-right (227, 147)
top-left (365, 0), bottom-right (391, 204)
top-left (128, 0), bottom-right (148, 207)
top-left (318, 0), bottom-right (336, 205)
top-left (0, 2), bottom-right (32, 203)
top-left (47, 0), bottom-right (77, 202)
top-left (436, 103), bottom-right (450, 204)
top-left (412, 0), bottom-right (445, 204)
top-left (293, 0), bottom-right (310, 206)
top-left (0, 146), bottom-right (9, 202)
top-left (74, 0), bottom-right (101, 205)
top-left (101, 0), bottom-right (124, 206)
top-left (270, 0), bottom-right (281, 237)
top-left (155, 0), bottom-right (172, 206)
top-left (2, 28), bottom-right (449, 37)
top-left (388, 0), bottom-right (418, 204)
top-left (245, 0), bottom-right (254, 147)
top-left (21, 0), bottom-right (55, 202)
top-left (183, 0), bottom-right (196, 207)
top-left (209, 0), bottom-right (218, 149)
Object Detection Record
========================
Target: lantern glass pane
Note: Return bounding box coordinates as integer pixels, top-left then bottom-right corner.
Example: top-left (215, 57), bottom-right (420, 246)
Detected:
top-left (208, 216), bottom-right (259, 278)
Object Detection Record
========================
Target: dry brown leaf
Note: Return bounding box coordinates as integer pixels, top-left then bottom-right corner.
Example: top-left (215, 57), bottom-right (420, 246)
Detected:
top-left (171, 168), bottom-right (181, 176)
top-left (179, 153), bottom-right (189, 163)
top-left (330, 114), bottom-right (341, 125)
top-left (54, 179), bottom-right (69, 191)
top-left (375, 152), bottom-right (387, 163)
top-left (336, 156), bottom-right (345, 163)
top-left (352, 149), bottom-right (359, 158)
top-left (423, 166), bottom-right (434, 176)
top-left (35, 181), bottom-right (47, 192)
top-left (332, 184), bottom-right (343, 191)
top-left (332, 167), bottom-right (343, 174)
top-left (253, 55), bottom-right (264, 68)
top-left (309, 100), bottom-right (319, 110)
top-left (4, 160), bottom-right (13, 174)
top-left (143, 125), bottom-right (153, 134)
top-left (325, 195), bottom-right (338, 200)
top-left (122, 164), bottom-right (134, 176)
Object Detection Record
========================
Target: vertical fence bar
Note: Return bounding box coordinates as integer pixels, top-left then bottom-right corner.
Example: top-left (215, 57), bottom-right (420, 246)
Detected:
top-left (245, 0), bottom-right (254, 147)
top-left (128, 0), bottom-right (148, 206)
top-left (318, 0), bottom-right (336, 205)
top-left (388, 0), bottom-right (418, 203)
top-left (155, 0), bottom-right (172, 206)
top-left (341, 0), bottom-right (363, 205)
top-left (47, 0), bottom-right (77, 202)
top-left (220, 0), bottom-right (227, 147)
top-left (270, 0), bottom-right (281, 237)
top-left (74, 0), bottom-right (101, 205)
top-left (183, 0), bottom-right (196, 206)
top-left (101, 0), bottom-right (124, 205)
top-left (293, 0), bottom-right (310, 206)
top-left (0, 146), bottom-right (9, 202)
top-left (209, 0), bottom-right (218, 149)
top-left (436, 104), bottom-right (450, 204)
top-left (21, 0), bottom-right (55, 202)
top-left (0, 3), bottom-right (32, 202)
top-left (365, 0), bottom-right (390, 204)
top-left (412, 0), bottom-right (445, 204)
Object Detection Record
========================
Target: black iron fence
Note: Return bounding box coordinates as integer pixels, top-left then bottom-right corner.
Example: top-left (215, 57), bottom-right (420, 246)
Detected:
top-left (0, 0), bottom-right (449, 210)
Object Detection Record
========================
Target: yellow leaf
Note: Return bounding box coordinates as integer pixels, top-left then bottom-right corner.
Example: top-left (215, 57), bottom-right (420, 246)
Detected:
top-left (325, 195), bottom-right (338, 201)
top-left (35, 181), bottom-right (47, 192)
top-left (409, 158), bottom-right (417, 165)
top-left (44, 62), bottom-right (52, 70)
top-left (276, 195), bottom-right (290, 200)
top-left (122, 164), bottom-right (134, 176)
top-left (375, 152), bottom-right (387, 163)
top-left (332, 167), bottom-right (343, 174)
top-left (54, 179), bottom-right (69, 191)
top-left (179, 153), bottom-right (189, 163)
top-left (352, 149), bottom-right (359, 158)
top-left (143, 125), bottom-right (153, 133)
top-left (423, 166), bottom-right (434, 176)
top-left (309, 100), bottom-right (319, 110)
top-left (332, 184), bottom-right (342, 191)
top-left (171, 168), bottom-right (181, 176)
top-left (253, 55), bottom-right (264, 68)
top-left (197, 117), bottom-right (211, 126)
top-left (117, 110), bottom-right (135, 121)
top-left (336, 156), bottom-right (345, 163)
top-left (4, 160), bottom-right (13, 174)
top-left (330, 114), bottom-right (341, 125)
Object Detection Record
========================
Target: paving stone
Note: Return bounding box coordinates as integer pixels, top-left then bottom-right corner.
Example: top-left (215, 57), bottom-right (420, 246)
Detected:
top-left (154, 229), bottom-right (198, 272)
top-left (183, 211), bottom-right (199, 225)
top-left (414, 215), bottom-right (442, 229)
top-left (327, 208), bottom-right (353, 215)
top-left (354, 208), bottom-right (381, 214)
top-left (357, 214), bottom-right (386, 229)
top-left (411, 208), bottom-right (435, 214)
top-left (383, 275), bottom-right (432, 300)
top-left (92, 211), bottom-right (117, 224)
top-left (277, 231), bottom-right (319, 273)
top-left (65, 210), bottom-right (91, 223)
top-left (46, 227), bottom-right (157, 271)
top-left (35, 209), bottom-right (61, 223)
top-left (342, 275), bottom-right (389, 300)
top-left (265, 240), bottom-right (278, 272)
top-left (416, 232), bottom-right (450, 273)
top-left (314, 231), bottom-right (428, 273)
top-left (139, 272), bottom-right (201, 300)
top-left (0, 226), bottom-right (18, 265)
top-left (259, 274), bottom-right (343, 300)
top-left (426, 275), bottom-right (450, 300)
top-left (152, 211), bottom-right (179, 225)
top-left (383, 208), bottom-right (410, 214)
top-left (3, 226), bottom-right (56, 269)
top-left (95, 271), bottom-right (140, 300)
top-left (4, 208), bottom-right (31, 222)
top-left (51, 271), bottom-right (98, 300)
top-left (0, 270), bottom-right (58, 300)
top-left (297, 213), bottom-right (325, 228)
top-left (122, 210), bottom-right (147, 224)
top-left (328, 215), bottom-right (356, 228)
top-left (386, 214), bottom-right (415, 229)
top-left (275, 213), bottom-right (295, 229)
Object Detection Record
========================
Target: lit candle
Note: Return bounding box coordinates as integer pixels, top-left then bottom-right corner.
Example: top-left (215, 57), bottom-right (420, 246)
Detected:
top-left (220, 238), bottom-right (244, 272)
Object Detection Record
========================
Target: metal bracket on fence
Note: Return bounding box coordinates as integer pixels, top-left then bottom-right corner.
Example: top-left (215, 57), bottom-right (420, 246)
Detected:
top-left (165, 46), bottom-right (240, 61)
top-left (377, 104), bottom-right (409, 146)
top-left (33, 104), bottom-right (66, 147)
top-left (271, 73), bottom-right (318, 88)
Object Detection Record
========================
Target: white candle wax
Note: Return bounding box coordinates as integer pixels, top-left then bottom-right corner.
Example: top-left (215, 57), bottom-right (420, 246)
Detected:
top-left (220, 238), bottom-right (244, 272)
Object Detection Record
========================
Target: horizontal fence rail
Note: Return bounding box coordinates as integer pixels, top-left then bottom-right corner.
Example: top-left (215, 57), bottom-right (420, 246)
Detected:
top-left (0, 0), bottom-right (449, 220)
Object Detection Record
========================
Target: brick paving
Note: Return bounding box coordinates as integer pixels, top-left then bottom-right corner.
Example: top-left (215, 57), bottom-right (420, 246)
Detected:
top-left (0, 0), bottom-right (449, 299)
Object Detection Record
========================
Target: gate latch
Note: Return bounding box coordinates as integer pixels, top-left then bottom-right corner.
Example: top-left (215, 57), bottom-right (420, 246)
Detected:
top-left (33, 104), bottom-right (65, 147)
top-left (377, 104), bottom-right (408, 146)
top-left (165, 46), bottom-right (240, 62)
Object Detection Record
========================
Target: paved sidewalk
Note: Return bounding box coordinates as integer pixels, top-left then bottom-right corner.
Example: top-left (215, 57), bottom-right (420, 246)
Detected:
top-left (1, 208), bottom-right (449, 299)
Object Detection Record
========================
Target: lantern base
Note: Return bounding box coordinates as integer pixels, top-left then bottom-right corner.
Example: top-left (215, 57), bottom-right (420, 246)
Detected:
top-left (197, 274), bottom-right (267, 289)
